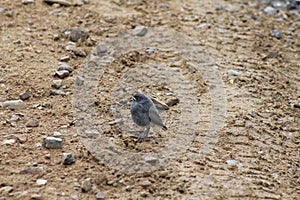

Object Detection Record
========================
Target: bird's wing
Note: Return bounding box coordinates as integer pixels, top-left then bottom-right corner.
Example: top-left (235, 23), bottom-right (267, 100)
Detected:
top-left (149, 106), bottom-right (166, 128)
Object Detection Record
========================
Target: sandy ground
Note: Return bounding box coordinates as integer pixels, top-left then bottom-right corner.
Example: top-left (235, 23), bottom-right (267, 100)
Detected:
top-left (0, 0), bottom-right (299, 199)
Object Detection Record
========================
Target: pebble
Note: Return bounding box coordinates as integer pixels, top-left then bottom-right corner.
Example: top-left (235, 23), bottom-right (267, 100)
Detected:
top-left (22, 0), bottom-right (35, 4)
top-left (20, 166), bottom-right (44, 175)
top-left (70, 28), bottom-right (89, 42)
top-left (50, 89), bottom-right (65, 96)
top-left (81, 178), bottom-right (92, 192)
top-left (226, 160), bottom-right (236, 165)
top-left (57, 63), bottom-right (73, 73)
top-left (145, 47), bottom-right (155, 55)
top-left (43, 137), bottom-right (63, 149)
top-left (132, 26), bottom-right (148, 37)
top-left (96, 192), bottom-right (105, 199)
top-left (227, 69), bottom-right (241, 76)
top-left (62, 152), bottom-right (76, 165)
top-left (6, 11), bottom-right (13, 18)
top-left (166, 98), bottom-right (180, 107)
top-left (30, 194), bottom-right (42, 200)
top-left (75, 76), bottom-right (84, 86)
top-left (11, 114), bottom-right (19, 121)
top-left (272, 29), bottom-right (282, 39)
top-left (1, 139), bottom-right (16, 145)
top-left (59, 55), bottom-right (70, 62)
top-left (160, 3), bottom-right (169, 9)
top-left (96, 44), bottom-right (107, 55)
top-left (3, 99), bottom-right (26, 110)
top-left (95, 173), bottom-right (107, 185)
top-left (35, 142), bottom-right (43, 147)
top-left (264, 6), bottom-right (277, 15)
top-left (43, 0), bottom-right (73, 6)
top-left (26, 118), bottom-right (39, 127)
top-left (64, 43), bottom-right (76, 51)
top-left (36, 179), bottom-right (47, 186)
top-left (53, 131), bottom-right (62, 137)
top-left (19, 92), bottom-right (30, 100)
top-left (144, 155), bottom-right (158, 165)
top-left (108, 118), bottom-right (123, 125)
top-left (54, 70), bottom-right (70, 79)
top-left (52, 79), bottom-right (62, 89)
top-left (16, 134), bottom-right (27, 143)
top-left (74, 48), bottom-right (86, 57)
top-left (0, 8), bottom-right (5, 14)
top-left (195, 23), bottom-right (211, 30)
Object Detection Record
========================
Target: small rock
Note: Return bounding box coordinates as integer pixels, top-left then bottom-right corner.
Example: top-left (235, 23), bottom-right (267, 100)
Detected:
top-left (81, 178), bottom-right (92, 192)
top-left (75, 76), bottom-right (84, 86)
top-left (6, 10), bottom-right (13, 18)
top-left (20, 167), bottom-right (44, 175)
top-left (226, 160), bottom-right (236, 165)
top-left (108, 118), bottom-right (123, 125)
top-left (1, 139), bottom-right (16, 145)
top-left (151, 98), bottom-right (169, 110)
top-left (264, 6), bottom-right (277, 15)
top-left (59, 55), bottom-right (70, 62)
top-left (272, 29), bottom-right (282, 39)
top-left (57, 63), bottom-right (73, 73)
top-left (43, 0), bottom-right (73, 6)
top-left (227, 69), bottom-right (241, 76)
top-left (96, 192), bottom-right (105, 199)
top-left (54, 70), bottom-right (69, 79)
top-left (140, 180), bottom-right (151, 187)
top-left (36, 179), bottom-right (47, 186)
top-left (145, 47), bottom-right (155, 55)
top-left (74, 48), bottom-right (86, 57)
top-left (170, 58), bottom-right (186, 68)
top-left (144, 156), bottom-right (158, 165)
top-left (272, 1), bottom-right (286, 9)
top-left (195, 23), bottom-right (211, 30)
top-left (70, 28), bottom-right (89, 42)
top-left (19, 92), bottom-right (30, 100)
top-left (3, 99), bottom-right (26, 110)
top-left (64, 44), bottom-right (76, 51)
top-left (53, 131), bottom-right (62, 137)
top-left (132, 26), bottom-right (148, 37)
top-left (43, 137), bottom-right (63, 149)
top-left (267, 51), bottom-right (278, 58)
top-left (50, 89), bottom-right (65, 96)
top-left (0, 8), bottom-right (5, 14)
top-left (11, 115), bottom-right (19, 121)
top-left (26, 118), bottom-right (39, 127)
top-left (52, 79), bottom-right (62, 89)
top-left (16, 134), bottom-right (27, 143)
top-left (166, 98), bottom-right (180, 107)
top-left (95, 173), bottom-right (107, 185)
top-left (22, 0), bottom-right (35, 4)
top-left (96, 44), bottom-right (107, 55)
top-left (62, 152), bottom-right (76, 165)
top-left (35, 143), bottom-right (43, 147)
top-left (30, 194), bottom-right (42, 200)
top-left (160, 3), bottom-right (169, 9)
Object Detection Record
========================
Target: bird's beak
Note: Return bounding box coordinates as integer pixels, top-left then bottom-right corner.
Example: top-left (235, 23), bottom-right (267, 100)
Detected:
top-left (132, 96), bottom-right (136, 101)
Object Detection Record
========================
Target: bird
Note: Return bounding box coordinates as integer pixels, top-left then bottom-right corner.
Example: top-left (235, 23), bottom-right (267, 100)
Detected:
top-left (130, 93), bottom-right (167, 142)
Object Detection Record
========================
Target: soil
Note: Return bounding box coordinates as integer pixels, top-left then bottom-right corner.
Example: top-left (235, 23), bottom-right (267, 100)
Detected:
top-left (0, 0), bottom-right (299, 199)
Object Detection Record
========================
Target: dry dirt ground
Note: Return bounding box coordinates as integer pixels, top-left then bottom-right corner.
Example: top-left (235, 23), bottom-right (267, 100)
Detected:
top-left (0, 0), bottom-right (300, 199)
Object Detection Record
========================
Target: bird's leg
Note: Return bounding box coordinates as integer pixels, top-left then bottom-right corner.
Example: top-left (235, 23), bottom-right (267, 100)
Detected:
top-left (137, 126), bottom-right (150, 142)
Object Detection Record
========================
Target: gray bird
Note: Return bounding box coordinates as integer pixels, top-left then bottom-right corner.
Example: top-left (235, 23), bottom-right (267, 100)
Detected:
top-left (130, 93), bottom-right (167, 142)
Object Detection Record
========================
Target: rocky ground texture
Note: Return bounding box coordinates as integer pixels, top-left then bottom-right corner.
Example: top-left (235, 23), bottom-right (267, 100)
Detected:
top-left (0, 0), bottom-right (299, 199)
